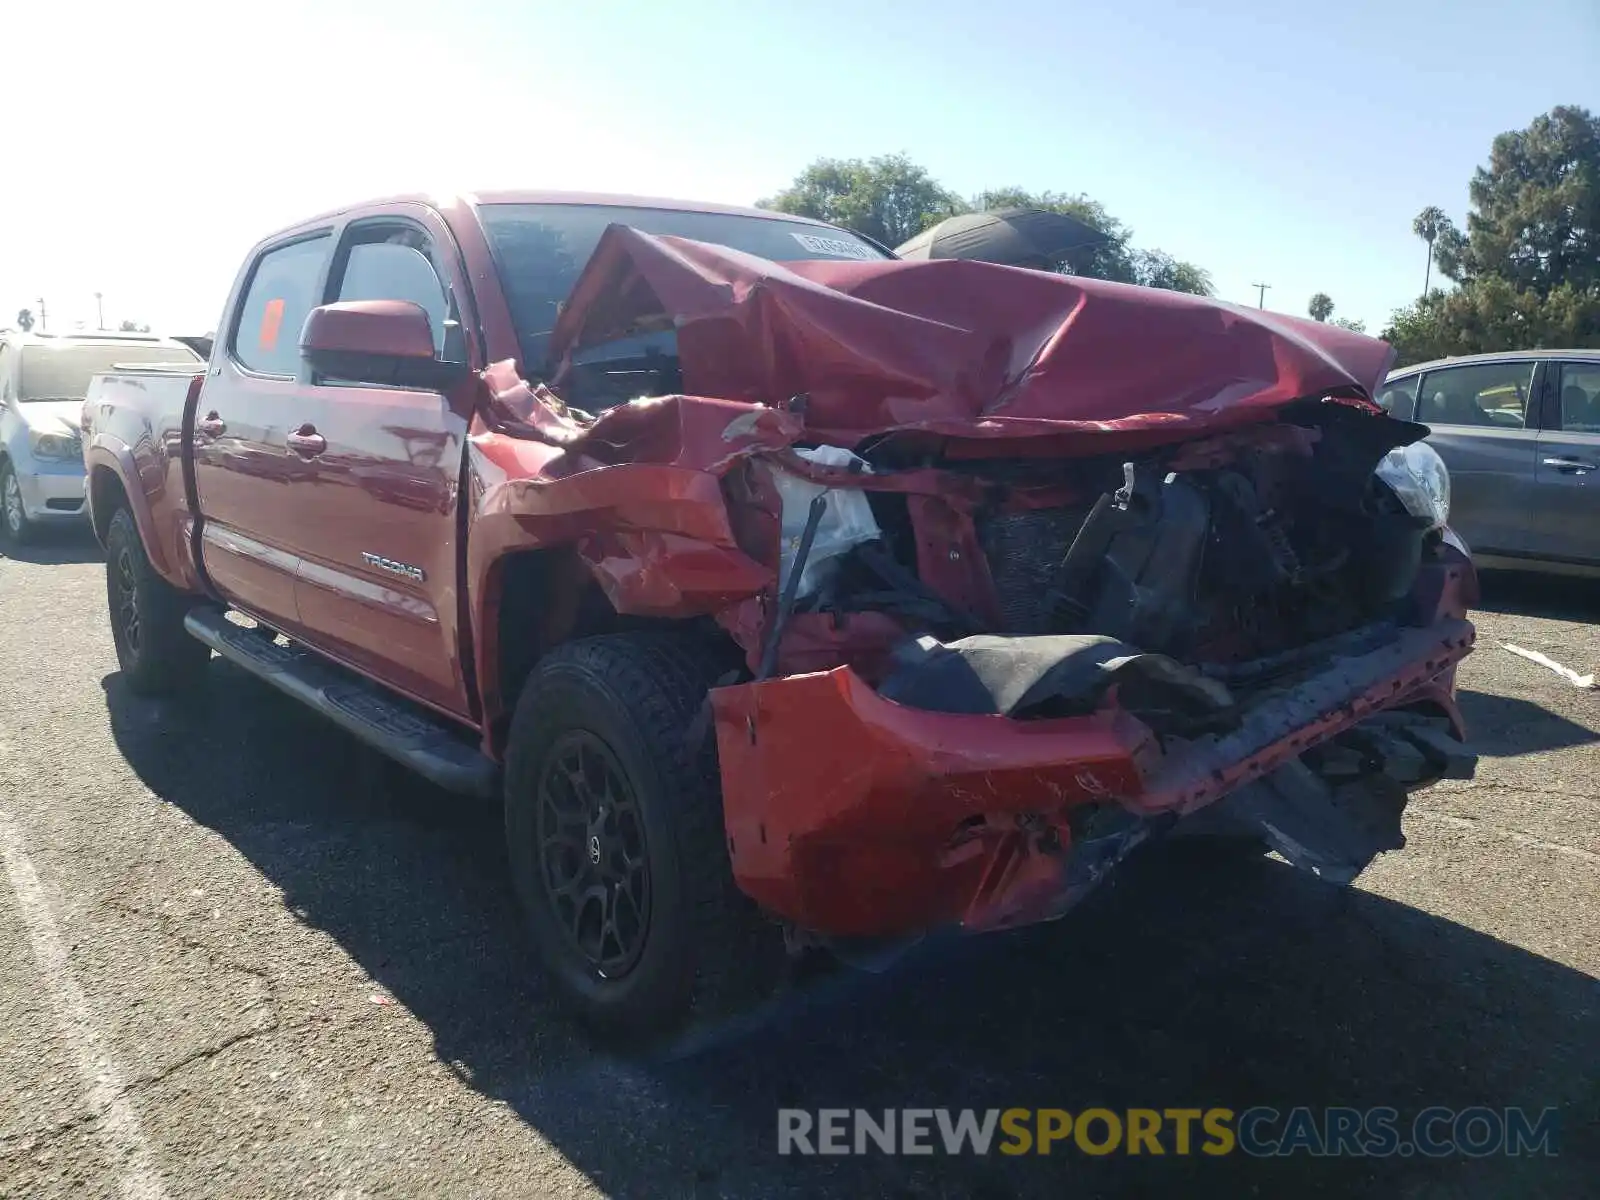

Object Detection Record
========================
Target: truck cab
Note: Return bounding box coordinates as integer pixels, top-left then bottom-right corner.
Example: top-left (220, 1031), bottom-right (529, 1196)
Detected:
top-left (0, 330), bottom-right (201, 545)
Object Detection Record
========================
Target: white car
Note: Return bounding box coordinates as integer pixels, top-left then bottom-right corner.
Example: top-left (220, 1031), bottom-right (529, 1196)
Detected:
top-left (0, 331), bottom-right (203, 545)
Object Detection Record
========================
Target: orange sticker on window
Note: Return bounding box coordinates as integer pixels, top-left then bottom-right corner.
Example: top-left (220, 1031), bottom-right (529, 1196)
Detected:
top-left (259, 298), bottom-right (285, 350)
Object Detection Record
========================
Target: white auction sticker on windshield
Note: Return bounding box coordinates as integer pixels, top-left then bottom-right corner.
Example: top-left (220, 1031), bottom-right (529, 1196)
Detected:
top-left (789, 233), bottom-right (879, 260)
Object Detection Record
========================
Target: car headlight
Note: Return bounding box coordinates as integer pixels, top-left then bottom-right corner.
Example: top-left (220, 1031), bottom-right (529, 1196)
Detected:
top-left (30, 431), bottom-right (80, 462)
top-left (1376, 441), bottom-right (1450, 528)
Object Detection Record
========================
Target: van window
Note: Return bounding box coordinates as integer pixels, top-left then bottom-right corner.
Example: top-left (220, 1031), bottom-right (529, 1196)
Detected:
top-left (233, 236), bottom-right (330, 375)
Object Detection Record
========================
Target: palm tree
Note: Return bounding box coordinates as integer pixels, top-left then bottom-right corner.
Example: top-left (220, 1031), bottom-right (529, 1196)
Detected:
top-left (1412, 206), bottom-right (1448, 298)
top-left (14, 309), bottom-right (33, 332)
top-left (1308, 293), bottom-right (1334, 322)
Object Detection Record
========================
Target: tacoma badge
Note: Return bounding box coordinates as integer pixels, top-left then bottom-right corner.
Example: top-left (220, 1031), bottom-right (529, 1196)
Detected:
top-left (361, 552), bottom-right (425, 582)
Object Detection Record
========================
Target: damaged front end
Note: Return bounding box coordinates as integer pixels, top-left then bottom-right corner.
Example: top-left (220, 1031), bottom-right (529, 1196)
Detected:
top-left (481, 225), bottom-right (1478, 947)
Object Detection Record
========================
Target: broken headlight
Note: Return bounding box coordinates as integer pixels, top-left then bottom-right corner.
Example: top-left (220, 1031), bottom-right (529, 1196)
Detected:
top-left (1375, 442), bottom-right (1450, 529)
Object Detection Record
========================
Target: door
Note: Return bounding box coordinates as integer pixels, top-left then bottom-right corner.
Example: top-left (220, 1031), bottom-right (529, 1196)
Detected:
top-left (1413, 359), bottom-right (1542, 557)
top-left (193, 233), bottom-right (333, 632)
top-left (1528, 360), bottom-right (1600, 565)
top-left (286, 211), bottom-right (477, 718)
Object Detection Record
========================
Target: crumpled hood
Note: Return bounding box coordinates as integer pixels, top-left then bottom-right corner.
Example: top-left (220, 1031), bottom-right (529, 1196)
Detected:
top-left (545, 226), bottom-right (1396, 452)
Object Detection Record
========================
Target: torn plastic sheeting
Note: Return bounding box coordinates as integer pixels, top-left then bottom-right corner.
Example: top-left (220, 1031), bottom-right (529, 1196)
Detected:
top-left (544, 225), bottom-right (1398, 451)
top-left (773, 445), bottom-right (881, 598)
top-left (876, 632), bottom-right (1236, 720)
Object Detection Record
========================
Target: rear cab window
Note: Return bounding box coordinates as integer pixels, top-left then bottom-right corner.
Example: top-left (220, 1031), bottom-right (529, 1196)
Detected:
top-left (231, 236), bottom-right (331, 376)
top-left (1415, 361), bottom-right (1537, 429)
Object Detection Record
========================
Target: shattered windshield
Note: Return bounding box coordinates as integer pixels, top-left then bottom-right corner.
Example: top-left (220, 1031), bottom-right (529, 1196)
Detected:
top-left (479, 202), bottom-right (890, 371)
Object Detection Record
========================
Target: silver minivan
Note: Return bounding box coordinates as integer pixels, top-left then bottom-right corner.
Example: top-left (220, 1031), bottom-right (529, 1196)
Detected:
top-left (1378, 350), bottom-right (1600, 578)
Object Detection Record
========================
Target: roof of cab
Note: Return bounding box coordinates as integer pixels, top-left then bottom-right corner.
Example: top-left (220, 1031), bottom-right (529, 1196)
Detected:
top-left (276, 189), bottom-right (840, 236)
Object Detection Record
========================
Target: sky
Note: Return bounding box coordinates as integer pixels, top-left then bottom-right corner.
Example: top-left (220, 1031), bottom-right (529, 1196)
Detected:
top-left (2, 0), bottom-right (1596, 337)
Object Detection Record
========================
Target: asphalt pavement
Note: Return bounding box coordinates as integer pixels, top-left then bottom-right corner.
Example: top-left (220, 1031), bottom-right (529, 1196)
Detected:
top-left (1, 526), bottom-right (1596, 1199)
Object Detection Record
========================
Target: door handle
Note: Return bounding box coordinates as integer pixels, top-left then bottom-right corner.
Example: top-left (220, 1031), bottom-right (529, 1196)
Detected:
top-left (1542, 456), bottom-right (1597, 472)
top-left (286, 424), bottom-right (327, 457)
top-left (197, 412), bottom-right (226, 437)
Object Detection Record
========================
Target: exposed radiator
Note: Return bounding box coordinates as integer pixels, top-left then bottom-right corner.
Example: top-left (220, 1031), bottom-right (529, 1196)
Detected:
top-left (976, 507), bottom-right (1092, 635)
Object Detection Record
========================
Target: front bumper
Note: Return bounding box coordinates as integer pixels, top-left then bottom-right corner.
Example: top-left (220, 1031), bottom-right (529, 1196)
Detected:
top-left (15, 459), bottom-right (88, 521)
top-left (711, 612), bottom-right (1475, 940)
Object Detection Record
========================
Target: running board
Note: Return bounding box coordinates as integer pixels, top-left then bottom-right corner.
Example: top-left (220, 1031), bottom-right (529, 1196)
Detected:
top-left (183, 608), bottom-right (498, 797)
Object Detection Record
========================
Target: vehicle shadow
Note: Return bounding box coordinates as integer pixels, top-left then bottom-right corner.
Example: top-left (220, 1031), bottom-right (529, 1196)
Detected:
top-left (103, 664), bottom-right (1597, 1200)
top-left (1474, 569), bottom-right (1600, 622)
top-left (0, 523), bottom-right (101, 565)
top-left (1455, 689), bottom-right (1599, 758)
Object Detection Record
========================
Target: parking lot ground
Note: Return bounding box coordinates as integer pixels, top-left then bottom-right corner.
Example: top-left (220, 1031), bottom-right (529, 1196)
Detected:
top-left (2, 528), bottom-right (1596, 1198)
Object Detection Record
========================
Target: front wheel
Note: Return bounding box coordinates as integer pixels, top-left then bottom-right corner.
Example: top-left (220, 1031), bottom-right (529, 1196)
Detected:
top-left (504, 632), bottom-right (782, 1042)
top-left (0, 460), bottom-right (35, 547)
top-left (105, 507), bottom-right (210, 695)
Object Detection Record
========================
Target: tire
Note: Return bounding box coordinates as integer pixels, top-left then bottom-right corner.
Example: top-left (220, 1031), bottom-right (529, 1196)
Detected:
top-left (504, 632), bottom-right (782, 1042)
top-left (105, 507), bottom-right (210, 696)
top-left (0, 459), bottom-right (35, 548)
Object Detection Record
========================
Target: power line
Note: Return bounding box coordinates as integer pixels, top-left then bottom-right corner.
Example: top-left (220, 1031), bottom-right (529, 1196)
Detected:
top-left (1251, 283), bottom-right (1270, 309)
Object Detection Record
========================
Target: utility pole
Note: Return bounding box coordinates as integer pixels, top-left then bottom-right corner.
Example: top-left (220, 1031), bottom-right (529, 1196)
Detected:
top-left (1251, 283), bottom-right (1270, 309)
top-left (35, 298), bottom-right (46, 333)
top-left (95, 292), bottom-right (105, 330)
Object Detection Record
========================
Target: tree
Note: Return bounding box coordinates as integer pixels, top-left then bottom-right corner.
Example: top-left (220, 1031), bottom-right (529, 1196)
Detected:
top-left (1330, 317), bottom-right (1367, 334)
top-left (760, 159), bottom-right (1215, 296)
top-left (1441, 105), bottom-right (1600, 297)
top-left (759, 153), bottom-right (962, 248)
top-left (1308, 292), bottom-right (1335, 322)
top-left (14, 309), bottom-right (33, 332)
top-left (1411, 206), bottom-right (1455, 298)
top-left (1383, 106), bottom-right (1600, 364)
top-left (118, 319), bottom-right (151, 333)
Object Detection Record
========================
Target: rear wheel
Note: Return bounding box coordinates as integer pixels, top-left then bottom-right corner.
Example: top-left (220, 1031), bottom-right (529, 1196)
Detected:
top-left (105, 507), bottom-right (210, 695)
top-left (0, 460), bottom-right (35, 547)
top-left (504, 632), bottom-right (782, 1042)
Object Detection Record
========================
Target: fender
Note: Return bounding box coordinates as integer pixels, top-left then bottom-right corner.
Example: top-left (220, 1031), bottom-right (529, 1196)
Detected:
top-left (84, 438), bottom-right (196, 590)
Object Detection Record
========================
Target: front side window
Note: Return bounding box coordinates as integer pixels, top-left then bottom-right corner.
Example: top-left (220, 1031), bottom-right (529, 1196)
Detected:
top-left (17, 342), bottom-right (201, 401)
top-left (1375, 375), bottom-right (1419, 417)
top-left (333, 228), bottom-right (450, 356)
top-left (479, 203), bottom-right (890, 370)
top-left (1557, 363), bottom-right (1600, 433)
top-left (1415, 361), bottom-right (1536, 429)
top-left (232, 236), bottom-right (330, 376)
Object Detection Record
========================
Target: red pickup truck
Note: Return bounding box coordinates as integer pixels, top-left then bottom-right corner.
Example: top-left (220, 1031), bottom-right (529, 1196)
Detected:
top-left (83, 191), bottom-right (1477, 1039)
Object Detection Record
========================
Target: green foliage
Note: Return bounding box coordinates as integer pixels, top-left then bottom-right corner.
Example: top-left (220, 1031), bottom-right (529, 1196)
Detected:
top-left (760, 162), bottom-right (1213, 295)
top-left (1445, 105), bottom-right (1600, 296)
top-left (1381, 279), bottom-right (1600, 366)
top-left (1308, 292), bottom-right (1334, 321)
top-left (1388, 105), bottom-right (1600, 362)
top-left (1330, 317), bottom-right (1367, 334)
top-left (758, 153), bottom-right (962, 248)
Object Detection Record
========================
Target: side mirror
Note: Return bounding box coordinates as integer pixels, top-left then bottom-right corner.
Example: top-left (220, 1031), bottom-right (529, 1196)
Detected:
top-left (300, 301), bottom-right (469, 390)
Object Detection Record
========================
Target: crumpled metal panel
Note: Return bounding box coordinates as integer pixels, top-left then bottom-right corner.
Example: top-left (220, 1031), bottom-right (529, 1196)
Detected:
top-left (544, 225), bottom-right (1397, 454)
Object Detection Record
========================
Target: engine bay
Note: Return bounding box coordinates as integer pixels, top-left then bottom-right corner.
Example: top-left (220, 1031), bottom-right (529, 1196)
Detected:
top-left (754, 399), bottom-right (1444, 724)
